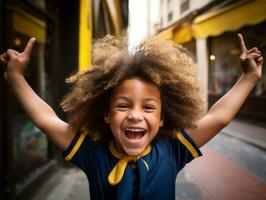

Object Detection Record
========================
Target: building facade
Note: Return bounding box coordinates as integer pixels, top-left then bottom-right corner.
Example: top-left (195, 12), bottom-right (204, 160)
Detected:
top-left (138, 0), bottom-right (266, 123)
top-left (0, 0), bottom-right (128, 199)
top-left (0, 1), bottom-right (80, 199)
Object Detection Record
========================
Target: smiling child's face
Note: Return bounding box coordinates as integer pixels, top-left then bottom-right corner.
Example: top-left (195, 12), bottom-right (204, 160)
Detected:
top-left (105, 77), bottom-right (163, 156)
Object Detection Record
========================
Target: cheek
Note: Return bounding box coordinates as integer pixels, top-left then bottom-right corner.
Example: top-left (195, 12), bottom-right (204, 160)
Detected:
top-left (155, 110), bottom-right (163, 123)
top-left (148, 114), bottom-right (162, 130)
top-left (109, 111), bottom-right (126, 129)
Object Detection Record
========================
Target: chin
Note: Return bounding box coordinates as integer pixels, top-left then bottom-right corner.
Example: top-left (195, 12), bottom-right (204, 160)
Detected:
top-left (124, 146), bottom-right (145, 156)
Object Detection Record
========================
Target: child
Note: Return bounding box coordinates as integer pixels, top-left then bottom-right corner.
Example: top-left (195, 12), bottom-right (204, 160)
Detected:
top-left (0, 34), bottom-right (263, 200)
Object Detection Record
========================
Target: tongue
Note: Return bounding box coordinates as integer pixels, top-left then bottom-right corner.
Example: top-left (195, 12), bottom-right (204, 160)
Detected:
top-left (125, 131), bottom-right (144, 140)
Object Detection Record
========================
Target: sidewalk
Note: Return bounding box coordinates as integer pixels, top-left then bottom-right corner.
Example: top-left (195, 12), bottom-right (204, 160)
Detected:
top-left (178, 145), bottom-right (266, 200)
top-left (222, 119), bottom-right (266, 150)
top-left (30, 166), bottom-right (90, 200)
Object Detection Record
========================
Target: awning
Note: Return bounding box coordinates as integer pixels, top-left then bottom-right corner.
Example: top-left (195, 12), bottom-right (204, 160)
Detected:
top-left (153, 27), bottom-right (174, 41)
top-left (192, 0), bottom-right (266, 39)
top-left (154, 23), bottom-right (193, 44)
top-left (172, 23), bottom-right (193, 44)
top-left (13, 8), bottom-right (46, 43)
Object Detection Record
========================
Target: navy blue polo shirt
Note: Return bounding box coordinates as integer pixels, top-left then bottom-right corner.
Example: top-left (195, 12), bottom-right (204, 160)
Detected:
top-left (63, 130), bottom-right (202, 200)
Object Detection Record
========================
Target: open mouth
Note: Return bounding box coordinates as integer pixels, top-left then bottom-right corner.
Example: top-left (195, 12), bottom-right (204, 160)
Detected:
top-left (124, 128), bottom-right (147, 140)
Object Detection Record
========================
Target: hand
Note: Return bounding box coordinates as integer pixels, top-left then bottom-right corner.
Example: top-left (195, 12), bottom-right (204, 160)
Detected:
top-left (0, 38), bottom-right (36, 81)
top-left (238, 33), bottom-right (263, 80)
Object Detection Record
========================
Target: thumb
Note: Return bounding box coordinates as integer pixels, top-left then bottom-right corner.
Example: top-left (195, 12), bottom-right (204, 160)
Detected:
top-left (23, 38), bottom-right (36, 57)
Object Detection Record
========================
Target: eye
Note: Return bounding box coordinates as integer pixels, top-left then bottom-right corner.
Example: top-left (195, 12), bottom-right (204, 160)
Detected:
top-left (116, 104), bottom-right (129, 110)
top-left (143, 105), bottom-right (156, 112)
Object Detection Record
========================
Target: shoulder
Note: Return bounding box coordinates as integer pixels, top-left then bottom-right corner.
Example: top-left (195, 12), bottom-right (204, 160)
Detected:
top-left (176, 130), bottom-right (202, 158)
top-left (153, 130), bottom-right (202, 158)
top-left (63, 130), bottom-right (107, 161)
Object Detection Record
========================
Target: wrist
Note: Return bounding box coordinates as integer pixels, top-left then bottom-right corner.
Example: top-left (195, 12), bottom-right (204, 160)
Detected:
top-left (242, 73), bottom-right (259, 84)
top-left (7, 72), bottom-right (25, 84)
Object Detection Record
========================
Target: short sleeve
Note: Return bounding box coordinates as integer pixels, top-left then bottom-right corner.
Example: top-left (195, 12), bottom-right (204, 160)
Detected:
top-left (63, 131), bottom-right (93, 171)
top-left (172, 130), bottom-right (202, 170)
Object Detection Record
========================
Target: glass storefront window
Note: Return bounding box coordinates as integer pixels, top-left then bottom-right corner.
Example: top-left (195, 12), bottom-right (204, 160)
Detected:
top-left (13, 33), bottom-right (50, 193)
top-left (209, 21), bottom-right (266, 97)
top-left (209, 33), bottom-right (241, 95)
top-left (11, 10), bottom-right (51, 193)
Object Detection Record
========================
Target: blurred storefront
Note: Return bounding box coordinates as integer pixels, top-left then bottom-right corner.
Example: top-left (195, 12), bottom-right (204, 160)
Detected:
top-left (155, 21), bottom-right (196, 57)
top-left (0, 1), bottom-right (80, 199)
top-left (192, 0), bottom-right (266, 123)
top-left (153, 0), bottom-right (266, 124)
top-left (0, 0), bottom-right (128, 199)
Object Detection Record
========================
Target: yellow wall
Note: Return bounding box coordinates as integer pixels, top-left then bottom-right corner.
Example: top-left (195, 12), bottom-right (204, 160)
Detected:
top-left (79, 0), bottom-right (92, 71)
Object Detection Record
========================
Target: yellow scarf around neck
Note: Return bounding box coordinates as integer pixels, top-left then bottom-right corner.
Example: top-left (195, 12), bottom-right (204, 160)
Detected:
top-left (108, 142), bottom-right (152, 186)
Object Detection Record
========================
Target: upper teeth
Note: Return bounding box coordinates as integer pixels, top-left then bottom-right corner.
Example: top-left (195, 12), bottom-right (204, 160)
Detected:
top-left (125, 128), bottom-right (145, 132)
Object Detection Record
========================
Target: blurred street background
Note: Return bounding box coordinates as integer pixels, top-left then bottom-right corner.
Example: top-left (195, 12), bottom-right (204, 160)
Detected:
top-left (0, 0), bottom-right (265, 199)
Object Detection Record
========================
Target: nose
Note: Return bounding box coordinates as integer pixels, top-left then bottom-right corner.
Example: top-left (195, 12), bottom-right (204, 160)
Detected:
top-left (127, 110), bottom-right (144, 121)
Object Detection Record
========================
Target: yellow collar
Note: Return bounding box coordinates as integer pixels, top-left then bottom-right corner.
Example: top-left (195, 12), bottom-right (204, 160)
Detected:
top-left (108, 142), bottom-right (152, 186)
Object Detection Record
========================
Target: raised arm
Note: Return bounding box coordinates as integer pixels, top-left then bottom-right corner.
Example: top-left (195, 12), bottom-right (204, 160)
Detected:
top-left (187, 34), bottom-right (264, 147)
top-left (0, 38), bottom-right (76, 150)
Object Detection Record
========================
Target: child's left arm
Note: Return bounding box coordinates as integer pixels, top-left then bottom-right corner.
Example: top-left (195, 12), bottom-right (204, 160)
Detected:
top-left (187, 34), bottom-right (263, 148)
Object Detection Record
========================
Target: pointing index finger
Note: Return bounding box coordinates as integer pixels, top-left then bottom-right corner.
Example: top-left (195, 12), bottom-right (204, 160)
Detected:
top-left (237, 33), bottom-right (247, 52)
top-left (23, 38), bottom-right (36, 56)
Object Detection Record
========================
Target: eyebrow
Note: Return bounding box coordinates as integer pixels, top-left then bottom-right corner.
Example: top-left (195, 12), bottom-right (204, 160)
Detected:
top-left (114, 96), bottom-right (160, 102)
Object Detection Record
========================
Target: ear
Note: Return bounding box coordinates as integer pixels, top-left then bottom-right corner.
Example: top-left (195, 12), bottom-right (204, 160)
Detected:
top-left (159, 119), bottom-right (164, 127)
top-left (104, 113), bottom-right (110, 124)
top-left (159, 113), bottom-right (164, 127)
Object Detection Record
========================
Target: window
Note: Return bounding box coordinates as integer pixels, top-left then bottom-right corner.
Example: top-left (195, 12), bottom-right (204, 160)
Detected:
top-left (180, 0), bottom-right (190, 13)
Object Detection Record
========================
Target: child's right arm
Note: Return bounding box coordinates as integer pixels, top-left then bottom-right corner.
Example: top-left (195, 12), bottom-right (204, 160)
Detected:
top-left (0, 38), bottom-right (76, 150)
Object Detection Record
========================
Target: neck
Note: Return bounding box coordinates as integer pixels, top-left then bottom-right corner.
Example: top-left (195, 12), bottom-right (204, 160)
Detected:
top-left (109, 141), bottom-right (152, 159)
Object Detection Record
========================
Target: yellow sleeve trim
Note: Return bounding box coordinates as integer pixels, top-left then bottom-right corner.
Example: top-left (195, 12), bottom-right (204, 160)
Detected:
top-left (176, 131), bottom-right (200, 158)
top-left (65, 132), bottom-right (87, 161)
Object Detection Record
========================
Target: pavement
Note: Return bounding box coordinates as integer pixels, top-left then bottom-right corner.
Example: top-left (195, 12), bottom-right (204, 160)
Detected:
top-left (29, 167), bottom-right (90, 200)
top-left (176, 140), bottom-right (266, 200)
top-left (176, 119), bottom-right (266, 200)
top-left (222, 119), bottom-right (266, 150)
top-left (28, 120), bottom-right (266, 200)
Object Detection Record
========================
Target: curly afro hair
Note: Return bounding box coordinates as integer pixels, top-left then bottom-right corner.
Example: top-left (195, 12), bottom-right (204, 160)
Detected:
top-left (60, 35), bottom-right (204, 142)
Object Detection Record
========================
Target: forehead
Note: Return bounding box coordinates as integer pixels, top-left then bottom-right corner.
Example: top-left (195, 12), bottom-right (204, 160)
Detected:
top-left (111, 77), bottom-right (161, 100)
